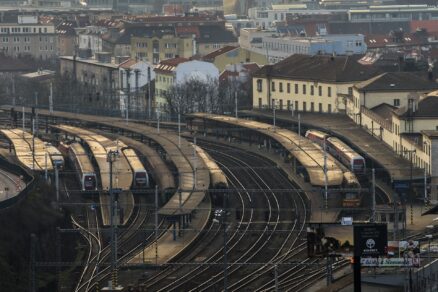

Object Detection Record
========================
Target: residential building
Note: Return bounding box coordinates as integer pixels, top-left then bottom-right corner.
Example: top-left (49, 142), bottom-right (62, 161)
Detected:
top-left (76, 26), bottom-right (107, 56)
top-left (343, 73), bottom-right (438, 199)
top-left (202, 45), bottom-right (267, 72)
top-left (348, 5), bottom-right (438, 23)
top-left (0, 15), bottom-right (58, 60)
top-left (154, 57), bottom-right (219, 109)
top-left (131, 32), bottom-right (195, 65)
top-left (197, 25), bottom-right (238, 56)
top-left (252, 54), bottom-right (381, 113)
top-left (56, 20), bottom-right (76, 56)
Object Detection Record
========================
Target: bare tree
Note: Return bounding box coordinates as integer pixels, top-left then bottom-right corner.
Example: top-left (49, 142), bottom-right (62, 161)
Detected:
top-left (164, 76), bottom-right (220, 115)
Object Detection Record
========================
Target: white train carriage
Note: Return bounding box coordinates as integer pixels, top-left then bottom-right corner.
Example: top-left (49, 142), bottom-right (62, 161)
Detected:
top-left (45, 143), bottom-right (65, 169)
top-left (69, 142), bottom-right (97, 191)
top-left (342, 171), bottom-right (362, 207)
top-left (122, 148), bottom-right (150, 189)
top-left (305, 130), bottom-right (366, 174)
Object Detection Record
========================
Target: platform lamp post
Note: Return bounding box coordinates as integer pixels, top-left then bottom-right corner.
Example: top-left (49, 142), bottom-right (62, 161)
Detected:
top-left (107, 149), bottom-right (119, 290)
top-left (323, 137), bottom-right (328, 209)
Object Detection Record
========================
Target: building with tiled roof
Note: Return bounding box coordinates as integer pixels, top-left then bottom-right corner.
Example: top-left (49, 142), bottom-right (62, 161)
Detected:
top-left (202, 45), bottom-right (267, 71)
top-left (252, 54), bottom-right (382, 113)
top-left (56, 21), bottom-right (77, 56)
top-left (154, 57), bottom-right (219, 109)
top-left (197, 25), bottom-right (238, 56)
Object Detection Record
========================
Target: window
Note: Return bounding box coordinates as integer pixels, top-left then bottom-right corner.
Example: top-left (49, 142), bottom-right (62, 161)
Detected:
top-left (310, 85), bottom-right (314, 96)
top-left (294, 84), bottom-right (298, 94)
top-left (287, 83), bottom-right (290, 93)
top-left (271, 81), bottom-right (275, 92)
top-left (303, 102), bottom-right (307, 112)
top-left (165, 53), bottom-right (174, 58)
top-left (328, 86), bottom-right (332, 97)
top-left (302, 84), bottom-right (306, 95)
top-left (279, 82), bottom-right (283, 92)
top-left (287, 100), bottom-right (291, 110)
top-left (394, 99), bottom-right (400, 107)
top-left (348, 87), bottom-right (353, 95)
top-left (279, 99), bottom-right (283, 110)
top-left (257, 79), bottom-right (263, 92)
top-left (259, 98), bottom-right (262, 109)
top-left (328, 104), bottom-right (332, 113)
top-left (295, 101), bottom-right (298, 111)
top-left (319, 103), bottom-right (322, 112)
top-left (310, 102), bottom-right (314, 112)
top-left (318, 86), bottom-right (322, 96)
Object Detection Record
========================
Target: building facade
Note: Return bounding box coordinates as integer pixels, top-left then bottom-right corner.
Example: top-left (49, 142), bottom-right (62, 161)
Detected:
top-left (0, 15), bottom-right (58, 60)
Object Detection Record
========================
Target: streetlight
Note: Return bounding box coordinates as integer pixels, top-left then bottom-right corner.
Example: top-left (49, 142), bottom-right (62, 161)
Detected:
top-left (107, 149), bottom-right (119, 290)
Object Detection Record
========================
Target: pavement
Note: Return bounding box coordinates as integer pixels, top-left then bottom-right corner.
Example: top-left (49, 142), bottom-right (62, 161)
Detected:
top-left (0, 168), bottom-right (26, 203)
top-left (129, 198), bottom-right (211, 265)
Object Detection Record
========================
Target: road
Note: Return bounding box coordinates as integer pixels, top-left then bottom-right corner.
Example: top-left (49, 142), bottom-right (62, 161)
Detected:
top-left (0, 168), bottom-right (26, 202)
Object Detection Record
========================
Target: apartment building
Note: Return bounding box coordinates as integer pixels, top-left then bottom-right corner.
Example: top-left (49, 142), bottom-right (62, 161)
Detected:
top-left (252, 54), bottom-right (381, 113)
top-left (0, 15), bottom-right (58, 60)
top-left (131, 32), bottom-right (195, 65)
top-left (344, 73), bottom-right (438, 199)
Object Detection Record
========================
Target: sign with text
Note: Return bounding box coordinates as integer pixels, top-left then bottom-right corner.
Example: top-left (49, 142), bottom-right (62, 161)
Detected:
top-left (361, 257), bottom-right (420, 267)
top-left (354, 224), bottom-right (387, 257)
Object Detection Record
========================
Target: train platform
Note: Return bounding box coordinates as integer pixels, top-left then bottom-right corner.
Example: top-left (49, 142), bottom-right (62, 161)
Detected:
top-left (0, 168), bottom-right (26, 203)
top-left (242, 110), bottom-right (424, 182)
top-left (129, 198), bottom-right (211, 265)
top-left (12, 107), bottom-right (209, 218)
top-left (197, 135), bottom-right (341, 223)
top-left (52, 125), bottom-right (134, 226)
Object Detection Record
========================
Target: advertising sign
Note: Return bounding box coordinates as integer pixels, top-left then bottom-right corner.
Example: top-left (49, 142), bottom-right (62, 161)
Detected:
top-left (354, 224), bottom-right (387, 257)
top-left (361, 257), bottom-right (420, 267)
top-left (307, 223), bottom-right (354, 257)
top-left (361, 240), bottom-right (420, 267)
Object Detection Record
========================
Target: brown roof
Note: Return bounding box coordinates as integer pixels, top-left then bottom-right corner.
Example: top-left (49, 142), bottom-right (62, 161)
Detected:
top-left (119, 59), bottom-right (139, 69)
top-left (254, 54), bottom-right (381, 83)
top-left (394, 95), bottom-right (438, 118)
top-left (355, 72), bottom-right (438, 92)
top-left (202, 46), bottom-right (238, 60)
top-left (154, 57), bottom-right (189, 74)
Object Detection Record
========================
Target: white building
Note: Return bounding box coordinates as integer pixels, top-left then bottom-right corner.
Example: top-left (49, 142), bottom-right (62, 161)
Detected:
top-left (76, 26), bottom-right (107, 56)
top-left (118, 59), bottom-right (155, 113)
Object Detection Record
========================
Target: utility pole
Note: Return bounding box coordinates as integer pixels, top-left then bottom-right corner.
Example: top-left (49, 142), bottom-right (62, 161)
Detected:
top-left (193, 136), bottom-right (197, 187)
top-left (273, 100), bottom-right (276, 129)
top-left (157, 108), bottom-right (160, 134)
top-left (155, 185), bottom-right (159, 265)
top-left (44, 152), bottom-right (48, 181)
top-left (55, 164), bottom-right (59, 205)
top-left (371, 168), bottom-right (376, 222)
top-left (22, 106), bottom-right (25, 130)
top-left (34, 92), bottom-right (38, 137)
top-left (32, 119), bottom-right (35, 170)
top-left (178, 111), bottom-right (181, 148)
top-left (147, 67), bottom-right (151, 120)
top-left (323, 137), bottom-right (328, 209)
top-left (49, 82), bottom-right (53, 114)
top-left (424, 167), bottom-right (428, 205)
top-left (107, 150), bottom-right (119, 289)
top-left (126, 69), bottom-right (131, 124)
top-left (235, 91), bottom-right (238, 119)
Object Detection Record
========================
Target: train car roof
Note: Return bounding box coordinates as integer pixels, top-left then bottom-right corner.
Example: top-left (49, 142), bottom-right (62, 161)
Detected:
top-left (194, 144), bottom-right (228, 188)
top-left (122, 148), bottom-right (146, 173)
top-left (328, 136), bottom-right (364, 161)
top-left (189, 113), bottom-right (344, 186)
top-left (70, 142), bottom-right (95, 174)
top-left (306, 129), bottom-right (329, 139)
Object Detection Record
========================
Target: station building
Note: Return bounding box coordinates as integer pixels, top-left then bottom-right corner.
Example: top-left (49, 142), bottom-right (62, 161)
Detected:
top-left (252, 54), bottom-right (381, 113)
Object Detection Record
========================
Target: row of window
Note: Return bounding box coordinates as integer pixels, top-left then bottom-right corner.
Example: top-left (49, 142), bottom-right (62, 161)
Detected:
top-left (0, 27), bottom-right (49, 34)
top-left (158, 74), bottom-right (173, 84)
top-left (136, 42), bottom-right (178, 49)
top-left (0, 36), bottom-right (53, 43)
top-left (257, 79), bottom-right (333, 97)
top-left (259, 98), bottom-right (333, 113)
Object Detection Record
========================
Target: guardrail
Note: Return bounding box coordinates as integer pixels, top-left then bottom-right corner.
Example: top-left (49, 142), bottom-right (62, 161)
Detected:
top-left (0, 156), bottom-right (36, 209)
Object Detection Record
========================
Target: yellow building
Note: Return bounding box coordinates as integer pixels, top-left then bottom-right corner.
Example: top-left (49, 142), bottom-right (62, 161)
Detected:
top-left (203, 46), bottom-right (268, 72)
top-left (131, 34), bottom-right (195, 65)
top-left (252, 54), bottom-right (381, 113)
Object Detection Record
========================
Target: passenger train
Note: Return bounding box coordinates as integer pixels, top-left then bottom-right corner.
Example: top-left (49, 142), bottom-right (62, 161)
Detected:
top-left (305, 130), bottom-right (365, 208)
top-left (305, 130), bottom-right (366, 174)
top-left (68, 142), bottom-right (97, 191)
top-left (122, 148), bottom-right (150, 189)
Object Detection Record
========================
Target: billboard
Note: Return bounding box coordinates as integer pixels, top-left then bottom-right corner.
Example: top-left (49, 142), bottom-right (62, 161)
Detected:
top-left (361, 240), bottom-right (420, 267)
top-left (354, 224), bottom-right (387, 257)
top-left (307, 223), bottom-right (354, 257)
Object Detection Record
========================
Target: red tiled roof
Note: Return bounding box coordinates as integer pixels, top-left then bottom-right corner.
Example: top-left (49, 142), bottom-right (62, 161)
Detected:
top-left (154, 57), bottom-right (189, 74)
top-left (365, 33), bottom-right (424, 48)
top-left (119, 59), bottom-right (139, 69)
top-left (203, 45), bottom-right (238, 60)
top-left (410, 20), bottom-right (438, 33)
top-left (242, 63), bottom-right (260, 73)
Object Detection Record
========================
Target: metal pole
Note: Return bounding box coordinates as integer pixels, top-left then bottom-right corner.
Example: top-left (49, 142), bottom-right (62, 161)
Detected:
top-left (108, 153), bottom-right (116, 289)
top-left (178, 113), bottom-right (181, 148)
top-left (291, 104), bottom-right (294, 118)
top-left (32, 119), bottom-right (35, 170)
top-left (235, 91), bottom-right (238, 119)
top-left (223, 192), bottom-right (228, 292)
top-left (425, 167), bottom-right (428, 204)
top-left (273, 101), bottom-right (276, 129)
top-left (193, 136), bottom-right (197, 188)
top-left (44, 152), bottom-right (48, 181)
top-left (371, 168), bottom-right (376, 222)
top-left (323, 138), bottom-right (328, 209)
top-left (410, 151), bottom-right (414, 225)
top-left (157, 109), bottom-right (160, 134)
top-left (12, 76), bottom-right (15, 106)
top-left (155, 185), bottom-right (159, 265)
top-left (55, 165), bottom-right (59, 204)
top-left (49, 82), bottom-right (53, 113)
top-left (298, 113), bottom-right (301, 138)
top-left (34, 92), bottom-right (38, 136)
top-left (147, 67), bottom-right (151, 120)
top-left (22, 106), bottom-right (25, 130)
